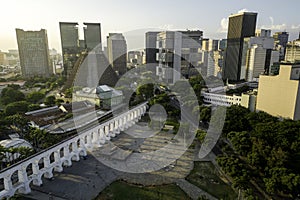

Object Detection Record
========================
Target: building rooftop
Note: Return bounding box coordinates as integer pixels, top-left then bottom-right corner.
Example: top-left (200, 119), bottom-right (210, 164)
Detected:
top-left (0, 138), bottom-right (32, 149)
top-left (229, 12), bottom-right (258, 18)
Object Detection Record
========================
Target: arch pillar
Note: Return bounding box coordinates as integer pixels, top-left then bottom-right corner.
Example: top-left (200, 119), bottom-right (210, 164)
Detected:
top-left (17, 167), bottom-right (31, 194)
top-left (71, 142), bottom-right (80, 161)
top-left (99, 128), bottom-right (106, 144)
top-left (43, 156), bottom-right (53, 179)
top-left (109, 122), bottom-right (116, 137)
top-left (86, 134), bottom-right (92, 148)
top-left (4, 175), bottom-right (13, 192)
top-left (104, 125), bottom-right (110, 140)
top-left (32, 161), bottom-right (42, 186)
top-left (54, 151), bottom-right (63, 172)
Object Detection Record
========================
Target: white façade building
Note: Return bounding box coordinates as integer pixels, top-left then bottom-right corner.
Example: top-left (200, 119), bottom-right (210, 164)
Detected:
top-left (202, 90), bottom-right (257, 111)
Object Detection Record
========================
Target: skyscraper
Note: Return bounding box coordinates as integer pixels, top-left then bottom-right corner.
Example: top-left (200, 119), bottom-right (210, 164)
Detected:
top-left (16, 29), bottom-right (52, 77)
top-left (59, 22), bottom-right (80, 78)
top-left (107, 33), bottom-right (127, 76)
top-left (285, 39), bottom-right (300, 63)
top-left (242, 30), bottom-right (279, 81)
top-left (223, 12), bottom-right (257, 82)
top-left (83, 23), bottom-right (102, 51)
top-left (60, 22), bottom-right (102, 78)
top-left (273, 31), bottom-right (289, 61)
top-left (145, 32), bottom-right (159, 65)
top-left (156, 30), bottom-right (202, 83)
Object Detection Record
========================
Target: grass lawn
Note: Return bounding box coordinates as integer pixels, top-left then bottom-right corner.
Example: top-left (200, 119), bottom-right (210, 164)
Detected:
top-left (186, 161), bottom-right (237, 200)
top-left (95, 180), bottom-right (190, 200)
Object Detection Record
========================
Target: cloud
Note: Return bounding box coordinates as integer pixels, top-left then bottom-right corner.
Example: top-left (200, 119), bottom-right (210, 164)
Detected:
top-left (291, 24), bottom-right (300, 29)
top-left (260, 24), bottom-right (287, 31)
top-left (218, 18), bottom-right (228, 33)
top-left (260, 16), bottom-right (287, 31)
top-left (158, 24), bottom-right (174, 30)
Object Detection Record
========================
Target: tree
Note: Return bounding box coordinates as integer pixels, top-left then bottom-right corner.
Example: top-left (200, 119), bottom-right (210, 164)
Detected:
top-left (16, 146), bottom-right (34, 160)
top-left (1, 87), bottom-right (25, 105)
top-left (223, 105), bottom-right (250, 135)
top-left (5, 101), bottom-right (29, 116)
top-left (28, 104), bottom-right (40, 111)
top-left (196, 129), bottom-right (206, 143)
top-left (26, 91), bottom-right (45, 104)
top-left (200, 106), bottom-right (211, 123)
top-left (228, 131), bottom-right (252, 156)
top-left (4, 114), bottom-right (29, 137)
top-left (136, 83), bottom-right (154, 100)
top-left (44, 95), bottom-right (56, 106)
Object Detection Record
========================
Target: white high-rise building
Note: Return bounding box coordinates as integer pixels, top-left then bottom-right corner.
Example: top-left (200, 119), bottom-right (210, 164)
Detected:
top-left (107, 33), bottom-right (127, 76)
top-left (242, 29), bottom-right (279, 81)
top-left (156, 30), bottom-right (202, 84)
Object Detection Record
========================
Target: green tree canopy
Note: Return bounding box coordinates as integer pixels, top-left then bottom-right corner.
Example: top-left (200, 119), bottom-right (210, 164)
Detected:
top-left (5, 101), bottom-right (29, 116)
top-left (1, 87), bottom-right (25, 105)
top-left (44, 95), bottom-right (56, 106)
top-left (26, 91), bottom-right (45, 104)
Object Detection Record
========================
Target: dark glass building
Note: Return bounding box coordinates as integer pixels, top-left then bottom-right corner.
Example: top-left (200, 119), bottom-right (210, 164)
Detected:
top-left (273, 31), bottom-right (289, 61)
top-left (59, 22), bottom-right (80, 78)
top-left (83, 23), bottom-right (102, 51)
top-left (223, 12), bottom-right (257, 82)
top-left (145, 31), bottom-right (159, 65)
top-left (60, 22), bottom-right (102, 78)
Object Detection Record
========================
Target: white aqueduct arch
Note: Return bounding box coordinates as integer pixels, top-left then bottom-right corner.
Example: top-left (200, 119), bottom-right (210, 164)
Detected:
top-left (0, 102), bottom-right (147, 199)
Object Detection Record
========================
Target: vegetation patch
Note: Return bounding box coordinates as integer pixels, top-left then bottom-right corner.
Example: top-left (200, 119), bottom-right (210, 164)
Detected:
top-left (96, 180), bottom-right (190, 200)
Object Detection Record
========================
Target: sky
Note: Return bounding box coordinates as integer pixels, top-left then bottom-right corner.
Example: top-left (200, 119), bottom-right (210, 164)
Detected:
top-left (1, 0), bottom-right (300, 53)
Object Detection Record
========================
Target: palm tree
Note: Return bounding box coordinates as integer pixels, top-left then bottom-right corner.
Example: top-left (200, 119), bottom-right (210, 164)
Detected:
top-left (0, 145), bottom-right (8, 169)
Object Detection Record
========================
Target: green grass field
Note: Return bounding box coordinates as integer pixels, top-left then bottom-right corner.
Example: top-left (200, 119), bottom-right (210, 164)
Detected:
top-left (96, 180), bottom-right (190, 200)
top-left (186, 161), bottom-right (237, 200)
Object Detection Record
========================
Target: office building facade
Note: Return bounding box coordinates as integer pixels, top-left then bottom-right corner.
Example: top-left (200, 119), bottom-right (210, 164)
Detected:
top-left (145, 32), bottom-right (159, 65)
top-left (273, 31), bottom-right (289, 61)
top-left (256, 63), bottom-right (300, 120)
top-left (59, 22), bottom-right (80, 78)
top-left (223, 12), bottom-right (257, 82)
top-left (16, 29), bottom-right (51, 77)
top-left (83, 23), bottom-right (102, 51)
top-left (285, 39), bottom-right (300, 63)
top-left (242, 30), bottom-right (279, 81)
top-left (107, 33), bottom-right (127, 76)
top-left (60, 22), bottom-right (102, 78)
top-left (156, 30), bottom-right (202, 84)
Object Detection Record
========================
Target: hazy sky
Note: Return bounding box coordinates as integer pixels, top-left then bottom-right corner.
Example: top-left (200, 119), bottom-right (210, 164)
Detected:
top-left (1, 0), bottom-right (300, 52)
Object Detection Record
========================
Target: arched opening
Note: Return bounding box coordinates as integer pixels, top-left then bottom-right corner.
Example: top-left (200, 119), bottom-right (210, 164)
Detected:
top-left (49, 152), bottom-right (55, 164)
top-left (0, 178), bottom-right (4, 191)
top-left (38, 158), bottom-right (44, 170)
top-left (77, 139), bottom-right (81, 148)
top-left (26, 163), bottom-right (33, 177)
top-left (59, 148), bottom-right (64, 158)
top-left (69, 143), bottom-right (73, 153)
top-left (90, 133), bottom-right (94, 141)
top-left (11, 170), bottom-right (19, 185)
